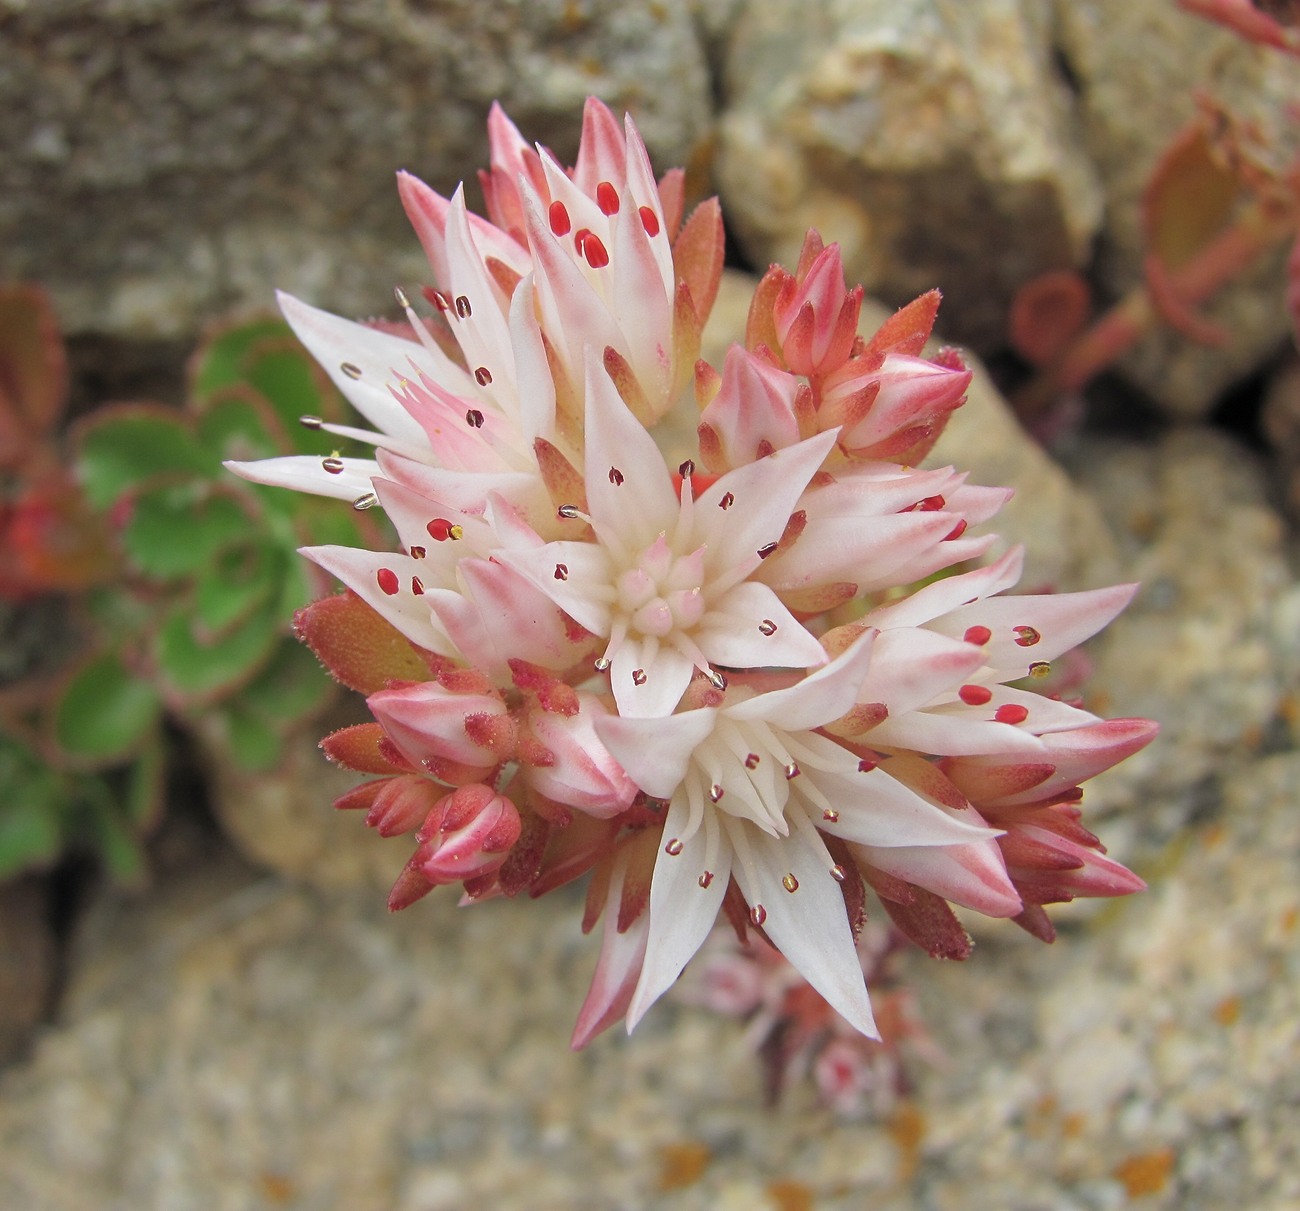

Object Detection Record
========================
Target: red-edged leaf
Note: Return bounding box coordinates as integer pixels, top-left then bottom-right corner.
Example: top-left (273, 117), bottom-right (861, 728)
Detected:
top-left (1144, 122), bottom-right (1240, 272)
top-left (1008, 272), bottom-right (1091, 366)
top-left (294, 591), bottom-right (437, 693)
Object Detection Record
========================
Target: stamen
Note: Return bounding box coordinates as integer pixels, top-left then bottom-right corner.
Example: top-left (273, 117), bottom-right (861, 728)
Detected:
top-left (945, 520), bottom-right (968, 541)
top-left (745, 753), bottom-right (760, 769)
top-left (548, 200), bottom-right (571, 236)
top-left (299, 415), bottom-right (323, 429)
top-left (749, 904), bottom-right (767, 927)
top-left (581, 232), bottom-right (610, 268)
top-left (352, 492), bottom-right (378, 510)
top-left (557, 503), bottom-right (583, 519)
top-left (664, 837), bottom-right (684, 856)
top-left (758, 619), bottom-right (777, 636)
top-left (638, 205), bottom-right (660, 236)
top-left (392, 286), bottom-right (411, 309)
top-left (474, 366), bottom-right (493, 386)
top-left (697, 870), bottom-right (713, 889)
top-left (321, 457), bottom-right (345, 475)
top-left (1029, 661), bottom-right (1051, 679)
top-left (465, 408), bottom-right (485, 428)
top-left (822, 808), bottom-right (840, 822)
top-left (706, 669), bottom-right (728, 691)
top-left (708, 784), bottom-right (724, 803)
top-left (426, 519), bottom-right (463, 541)
top-left (340, 363), bottom-right (363, 380)
top-left (593, 656), bottom-right (612, 672)
top-left (856, 758), bottom-right (876, 774)
top-left (718, 491), bottom-right (735, 510)
top-left (678, 459), bottom-right (695, 478)
top-left (455, 294), bottom-right (472, 318)
top-left (608, 466), bottom-right (624, 485)
top-left (596, 181), bottom-right (619, 214)
top-left (963, 625), bottom-right (992, 646)
top-left (995, 704), bottom-right (1029, 724)
top-left (781, 873), bottom-right (799, 893)
top-left (756, 541), bottom-right (778, 559)
top-left (959, 684), bottom-right (992, 706)
top-left (1014, 625), bottom-right (1042, 647)
top-left (784, 762), bottom-right (800, 780)
top-left (409, 546), bottom-right (426, 559)
top-left (632, 668), bottom-right (647, 686)
top-left (553, 563), bottom-right (569, 581)
top-left (410, 576), bottom-right (424, 595)
top-left (376, 568), bottom-right (400, 595)
top-left (829, 864), bottom-right (847, 883)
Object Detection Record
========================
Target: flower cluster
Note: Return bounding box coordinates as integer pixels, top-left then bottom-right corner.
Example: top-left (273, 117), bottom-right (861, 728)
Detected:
top-left (230, 98), bottom-right (1156, 1047)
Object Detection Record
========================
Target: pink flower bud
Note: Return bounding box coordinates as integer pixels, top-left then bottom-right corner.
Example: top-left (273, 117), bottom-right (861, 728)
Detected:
top-left (368, 678), bottom-right (514, 785)
top-left (771, 240), bottom-right (863, 378)
top-left (523, 693), bottom-right (637, 818)
top-left (415, 784), bottom-right (521, 884)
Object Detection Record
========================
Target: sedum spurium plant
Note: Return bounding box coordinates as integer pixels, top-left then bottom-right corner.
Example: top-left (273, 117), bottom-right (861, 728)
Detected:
top-left (230, 98), bottom-right (1156, 1047)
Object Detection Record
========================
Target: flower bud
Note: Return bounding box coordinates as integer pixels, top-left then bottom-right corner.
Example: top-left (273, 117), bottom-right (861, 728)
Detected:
top-left (415, 784), bottom-right (522, 884)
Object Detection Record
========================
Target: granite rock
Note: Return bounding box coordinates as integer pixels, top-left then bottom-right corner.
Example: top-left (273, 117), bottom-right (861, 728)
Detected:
top-left (0, 0), bottom-right (713, 342)
top-left (0, 744), bottom-right (1294, 1210)
top-left (715, 0), bottom-right (1104, 349)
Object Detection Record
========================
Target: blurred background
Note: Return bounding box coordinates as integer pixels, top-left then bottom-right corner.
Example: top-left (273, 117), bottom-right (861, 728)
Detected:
top-left (2, 1), bottom-right (1298, 1208)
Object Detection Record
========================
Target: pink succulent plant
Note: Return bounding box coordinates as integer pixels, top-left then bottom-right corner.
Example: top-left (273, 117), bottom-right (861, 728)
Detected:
top-left (229, 98), bottom-right (1156, 1049)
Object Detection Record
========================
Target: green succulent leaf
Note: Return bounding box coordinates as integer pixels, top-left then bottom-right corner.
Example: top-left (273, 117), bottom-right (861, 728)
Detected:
top-left (218, 705), bottom-right (285, 772)
top-left (53, 651), bottom-right (162, 764)
top-left (195, 388), bottom-right (282, 463)
top-left (122, 487), bottom-right (253, 580)
top-left (194, 542), bottom-right (280, 633)
top-left (190, 317), bottom-right (294, 402)
top-left (0, 735), bottom-right (65, 877)
top-left (76, 406), bottom-right (216, 510)
top-left (156, 599), bottom-right (282, 702)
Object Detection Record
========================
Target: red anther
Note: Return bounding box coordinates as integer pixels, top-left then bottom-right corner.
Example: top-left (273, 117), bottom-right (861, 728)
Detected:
top-left (596, 181), bottom-right (619, 215)
top-left (465, 408), bottom-right (485, 428)
top-left (995, 704), bottom-right (1029, 724)
top-left (554, 563), bottom-right (569, 581)
top-left (582, 232), bottom-right (609, 268)
top-left (963, 625), bottom-right (992, 646)
top-left (474, 366), bottom-right (493, 386)
top-left (376, 568), bottom-right (400, 596)
top-left (945, 520), bottom-right (968, 541)
top-left (426, 518), bottom-right (463, 542)
top-left (455, 294), bottom-right (472, 318)
top-left (572, 227), bottom-right (592, 254)
top-left (410, 576), bottom-right (425, 596)
top-left (719, 491), bottom-right (735, 510)
top-left (632, 668), bottom-right (647, 686)
top-left (548, 200), bottom-right (571, 236)
top-left (638, 205), bottom-right (660, 236)
top-left (1014, 625), bottom-right (1042, 647)
top-left (959, 684), bottom-right (992, 706)
top-left (409, 546), bottom-right (426, 559)
top-left (910, 495), bottom-right (946, 512)
top-left (608, 466), bottom-right (624, 485)
top-left (857, 758), bottom-right (876, 773)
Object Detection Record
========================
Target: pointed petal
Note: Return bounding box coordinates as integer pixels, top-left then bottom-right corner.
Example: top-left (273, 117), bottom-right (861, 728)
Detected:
top-left (495, 540), bottom-right (614, 637)
top-left (300, 544), bottom-right (452, 655)
top-left (610, 634), bottom-right (695, 717)
top-left (855, 627), bottom-right (985, 718)
top-left (277, 292), bottom-right (461, 438)
top-left (864, 547), bottom-right (1025, 630)
top-left (695, 581), bottom-right (826, 670)
top-left (626, 798), bottom-right (731, 1029)
top-left (729, 817), bottom-right (877, 1037)
top-left (571, 874), bottom-right (650, 1048)
top-left (225, 454), bottom-right (379, 502)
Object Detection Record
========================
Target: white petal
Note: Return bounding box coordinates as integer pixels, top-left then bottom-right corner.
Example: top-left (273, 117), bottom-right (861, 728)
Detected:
top-left (865, 547), bottom-right (1025, 629)
top-left (610, 634), bottom-right (695, 718)
top-left (494, 541), bottom-right (613, 638)
top-left (595, 709), bottom-right (718, 799)
top-left (728, 817), bottom-right (877, 1037)
top-left (225, 454), bottom-right (379, 502)
top-left (693, 429), bottom-right (839, 579)
top-left (727, 630), bottom-right (874, 731)
top-left (695, 581), bottom-right (826, 670)
top-left (299, 544), bottom-right (453, 655)
top-left (582, 357), bottom-right (678, 547)
top-left (277, 292), bottom-right (456, 440)
top-left (626, 797), bottom-right (731, 1029)
top-left (855, 627), bottom-right (985, 718)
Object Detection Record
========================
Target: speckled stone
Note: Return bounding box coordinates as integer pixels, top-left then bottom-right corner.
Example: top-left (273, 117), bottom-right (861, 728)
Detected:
top-left (0, 747), bottom-right (1295, 1209)
top-left (0, 0), bottom-right (713, 342)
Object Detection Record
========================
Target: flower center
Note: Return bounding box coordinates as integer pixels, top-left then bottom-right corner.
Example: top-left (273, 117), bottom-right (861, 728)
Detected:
top-left (615, 533), bottom-right (706, 640)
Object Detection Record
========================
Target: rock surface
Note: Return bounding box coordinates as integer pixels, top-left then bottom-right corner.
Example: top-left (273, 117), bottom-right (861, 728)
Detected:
top-left (716, 0), bottom-right (1102, 350)
top-left (0, 0), bottom-right (713, 340)
top-left (0, 746), bottom-right (1295, 1210)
